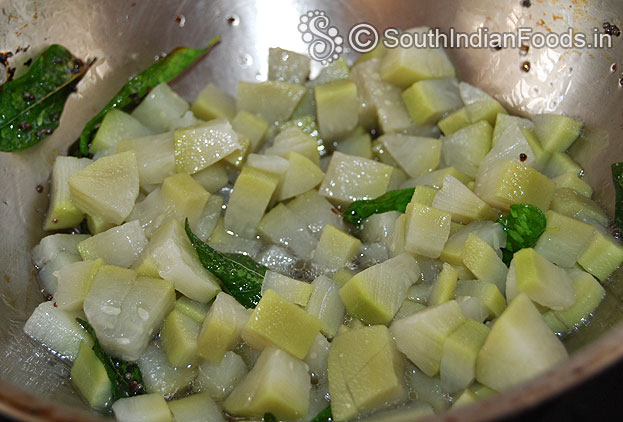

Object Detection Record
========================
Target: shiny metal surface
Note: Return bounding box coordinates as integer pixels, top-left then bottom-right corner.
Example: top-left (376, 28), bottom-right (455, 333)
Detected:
top-left (0, 0), bottom-right (622, 420)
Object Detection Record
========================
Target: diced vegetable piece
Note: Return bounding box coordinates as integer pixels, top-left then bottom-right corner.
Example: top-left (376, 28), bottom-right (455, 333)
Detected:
top-left (195, 351), bottom-right (248, 401)
top-left (279, 114), bottom-right (319, 137)
top-left (440, 221), bottom-right (505, 267)
top-left (54, 258), bottom-right (104, 311)
top-left (379, 134), bottom-right (441, 178)
top-left (336, 127), bottom-right (373, 159)
top-left (191, 194), bottom-right (224, 242)
top-left (268, 47), bottom-right (311, 84)
top-left (360, 210), bottom-right (400, 248)
top-left (543, 152), bottom-right (582, 178)
top-left (287, 189), bottom-right (346, 235)
top-left (459, 82), bottom-right (507, 125)
top-left (117, 132), bottom-right (175, 186)
top-left (438, 107), bottom-right (470, 135)
top-left (191, 83), bottom-right (236, 121)
top-left (161, 309), bottom-right (200, 367)
top-left (78, 220), bottom-right (147, 268)
top-left (242, 290), bottom-right (321, 359)
top-left (232, 110), bottom-right (269, 152)
top-left (546, 269), bottom-right (605, 331)
top-left (246, 153), bottom-right (290, 177)
top-left (491, 114), bottom-right (535, 147)
top-left (262, 271), bottom-right (313, 306)
top-left (452, 389), bottom-right (479, 408)
top-left (454, 280), bottom-right (506, 319)
top-left (550, 188), bottom-right (608, 227)
top-left (225, 166), bottom-right (280, 237)
top-left (328, 325), bottom-right (407, 421)
top-left (340, 253), bottom-right (419, 324)
top-left (140, 219), bottom-right (221, 302)
top-left (137, 341), bottom-right (198, 397)
top-left (208, 217), bottom-right (263, 257)
top-left (534, 210), bottom-right (595, 268)
top-left (402, 78), bottom-right (462, 125)
top-left (513, 248), bottom-right (575, 310)
top-left (277, 152), bottom-right (324, 201)
top-left (175, 296), bottom-right (210, 324)
top-left (71, 340), bottom-right (112, 408)
top-left (192, 162), bottom-right (229, 193)
top-left (168, 393), bottom-right (225, 422)
top-left (532, 113), bottom-right (583, 153)
top-left (461, 234), bottom-right (508, 294)
top-left (32, 233), bottom-right (89, 294)
top-left (428, 263), bottom-right (458, 306)
top-left (433, 175), bottom-right (497, 223)
top-left (162, 173), bottom-right (210, 222)
top-left (222, 134), bottom-right (250, 168)
top-left (237, 81), bottom-right (306, 123)
top-left (395, 300), bottom-right (427, 320)
top-left (44, 156), bottom-right (92, 230)
top-left (350, 58), bottom-right (413, 133)
top-left (291, 87), bottom-right (316, 119)
top-left (553, 172), bottom-right (593, 197)
top-left (401, 167), bottom-right (472, 189)
top-left (389, 214), bottom-right (407, 258)
top-left (404, 202), bottom-right (451, 258)
top-left (474, 160), bottom-right (555, 212)
top-left (132, 83), bottom-right (190, 133)
top-left (380, 28), bottom-right (455, 88)
top-left (440, 320), bottom-right (489, 393)
top-left (333, 268), bottom-right (357, 288)
top-left (84, 267), bottom-right (176, 360)
top-left (476, 293), bottom-right (568, 391)
top-left (479, 122), bottom-right (543, 173)
top-left (258, 203), bottom-right (317, 259)
top-left (312, 225), bottom-right (361, 270)
top-left (306, 275), bottom-right (345, 338)
top-left (305, 333), bottom-right (331, 384)
top-left (315, 79), bottom-right (359, 140)
top-left (112, 393), bottom-right (172, 422)
top-left (69, 151), bottom-right (139, 225)
top-left (170, 110), bottom-right (202, 130)
top-left (577, 228), bottom-right (623, 281)
top-left (312, 57), bottom-right (350, 85)
top-left (390, 300), bottom-right (466, 377)
top-left (265, 127), bottom-right (320, 165)
top-left (197, 292), bottom-right (249, 363)
top-left (224, 347), bottom-right (310, 420)
top-left (442, 121), bottom-right (493, 178)
top-left (23, 301), bottom-right (88, 361)
top-left (89, 109), bottom-right (153, 157)
top-left (174, 118), bottom-right (241, 174)
top-left (457, 296), bottom-right (490, 323)
top-left (521, 129), bottom-right (553, 171)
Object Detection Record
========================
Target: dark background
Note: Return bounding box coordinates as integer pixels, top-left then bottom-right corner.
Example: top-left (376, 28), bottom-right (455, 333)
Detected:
top-left (0, 359), bottom-right (621, 421)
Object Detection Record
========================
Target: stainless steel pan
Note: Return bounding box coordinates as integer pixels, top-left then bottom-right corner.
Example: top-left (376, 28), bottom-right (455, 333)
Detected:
top-left (1, 0), bottom-right (622, 420)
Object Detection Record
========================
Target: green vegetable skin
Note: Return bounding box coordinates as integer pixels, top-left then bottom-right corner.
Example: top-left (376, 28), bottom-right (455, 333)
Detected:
top-left (76, 318), bottom-right (145, 401)
top-left (612, 162), bottom-right (623, 231)
top-left (343, 188), bottom-right (415, 227)
top-left (498, 204), bottom-right (547, 266)
top-left (185, 219), bottom-right (266, 308)
top-left (78, 36), bottom-right (221, 155)
top-left (0, 45), bottom-right (92, 152)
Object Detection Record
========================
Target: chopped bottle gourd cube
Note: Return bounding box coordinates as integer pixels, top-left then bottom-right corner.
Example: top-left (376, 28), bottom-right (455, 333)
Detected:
top-left (89, 109), bottom-right (153, 157)
top-left (268, 47), bottom-right (311, 84)
top-left (231, 110), bottom-right (269, 152)
top-left (454, 279), bottom-right (507, 319)
top-left (315, 79), bottom-right (360, 140)
top-left (433, 175), bottom-right (498, 224)
top-left (197, 292), bottom-right (250, 364)
top-left (112, 393), bottom-right (172, 422)
top-left (404, 202), bottom-right (452, 258)
top-left (195, 351), bottom-right (248, 401)
top-left (460, 233), bottom-right (508, 294)
top-left (236, 81), bottom-right (306, 124)
top-left (68, 151), bottom-right (140, 225)
top-left (242, 289), bottom-right (322, 359)
top-left (306, 275), bottom-right (346, 338)
top-left (532, 113), bottom-right (583, 153)
top-left (577, 228), bottom-right (623, 281)
top-left (161, 309), bottom-right (201, 367)
top-left (390, 300), bottom-right (466, 377)
top-left (77, 220), bottom-right (148, 268)
top-left (168, 393), bottom-right (225, 422)
top-left (534, 210), bottom-right (595, 268)
top-left (379, 133), bottom-right (442, 178)
top-left (191, 82), bottom-right (236, 121)
top-left (261, 271), bottom-right (314, 306)
top-left (276, 151), bottom-right (324, 201)
top-left (442, 120), bottom-right (493, 178)
top-left (44, 156), bottom-right (92, 230)
top-left (54, 258), bottom-right (104, 311)
top-left (132, 83), bottom-right (190, 133)
top-left (402, 78), bottom-right (462, 126)
top-left (224, 347), bottom-right (310, 420)
top-left (71, 340), bottom-right (112, 408)
top-left (428, 263), bottom-right (458, 306)
top-left (328, 325), bottom-right (407, 421)
top-left (312, 224), bottom-right (362, 270)
top-left (339, 253), bottom-right (420, 324)
top-left (476, 293), bottom-right (568, 391)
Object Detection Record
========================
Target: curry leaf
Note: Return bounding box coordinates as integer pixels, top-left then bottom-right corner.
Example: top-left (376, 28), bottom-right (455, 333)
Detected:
top-left (611, 162), bottom-right (623, 231)
top-left (310, 406), bottom-right (332, 422)
top-left (498, 203), bottom-right (547, 266)
top-left (78, 36), bottom-right (221, 155)
top-left (342, 188), bottom-right (415, 227)
top-left (76, 318), bottom-right (146, 401)
top-left (185, 218), bottom-right (266, 308)
top-left (0, 44), bottom-right (91, 152)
